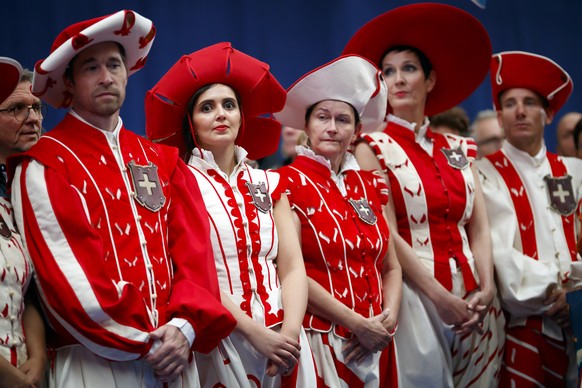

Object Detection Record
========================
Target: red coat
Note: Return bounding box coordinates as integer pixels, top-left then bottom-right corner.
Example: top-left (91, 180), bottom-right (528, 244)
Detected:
top-left (9, 114), bottom-right (235, 360)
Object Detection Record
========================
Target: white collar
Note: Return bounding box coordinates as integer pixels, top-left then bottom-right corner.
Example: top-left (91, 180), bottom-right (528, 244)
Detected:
top-left (502, 140), bottom-right (547, 168)
top-left (296, 145), bottom-right (360, 175)
top-left (387, 113), bottom-right (430, 141)
top-left (189, 145), bottom-right (249, 173)
top-left (69, 109), bottom-right (123, 136)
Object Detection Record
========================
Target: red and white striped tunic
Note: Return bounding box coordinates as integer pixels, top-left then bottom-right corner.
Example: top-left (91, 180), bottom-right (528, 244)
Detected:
top-left (187, 147), bottom-right (285, 328)
top-left (280, 148), bottom-right (398, 387)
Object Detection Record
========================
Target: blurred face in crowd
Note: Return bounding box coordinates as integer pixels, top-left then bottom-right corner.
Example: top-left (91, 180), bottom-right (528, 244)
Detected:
top-left (191, 83), bottom-right (241, 152)
top-left (305, 100), bottom-right (361, 172)
top-left (66, 42), bottom-right (127, 129)
top-left (474, 116), bottom-right (504, 158)
top-left (497, 87), bottom-right (552, 156)
top-left (0, 81), bottom-right (42, 162)
top-left (381, 49), bottom-right (435, 120)
top-left (556, 112), bottom-right (582, 156)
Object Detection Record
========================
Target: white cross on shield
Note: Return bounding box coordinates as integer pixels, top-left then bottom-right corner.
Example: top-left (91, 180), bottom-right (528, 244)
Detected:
top-left (128, 161), bottom-right (166, 212)
top-left (544, 174), bottom-right (576, 216)
top-left (246, 182), bottom-right (271, 213)
top-left (348, 198), bottom-right (377, 225)
top-left (441, 147), bottom-right (469, 169)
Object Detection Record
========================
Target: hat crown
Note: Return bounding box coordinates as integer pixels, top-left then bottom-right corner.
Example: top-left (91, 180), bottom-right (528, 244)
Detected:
top-left (275, 55), bottom-right (387, 133)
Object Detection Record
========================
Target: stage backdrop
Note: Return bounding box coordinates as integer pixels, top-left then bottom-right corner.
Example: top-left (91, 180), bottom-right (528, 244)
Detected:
top-left (1, 0), bottom-right (580, 154)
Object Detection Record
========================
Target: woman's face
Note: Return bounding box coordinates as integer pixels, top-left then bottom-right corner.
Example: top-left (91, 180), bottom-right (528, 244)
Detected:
top-left (191, 83), bottom-right (241, 150)
top-left (305, 100), bottom-right (361, 161)
top-left (381, 49), bottom-right (435, 115)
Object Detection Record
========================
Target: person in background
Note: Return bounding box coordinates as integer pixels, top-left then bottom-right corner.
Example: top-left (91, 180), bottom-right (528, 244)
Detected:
top-left (145, 42), bottom-right (316, 387)
top-left (573, 117), bottom-right (582, 160)
top-left (9, 11), bottom-right (234, 387)
top-left (344, 4), bottom-right (504, 387)
top-left (276, 55), bottom-right (402, 387)
top-left (430, 106), bottom-right (470, 137)
top-left (556, 111), bottom-right (582, 157)
top-left (0, 57), bottom-right (46, 388)
top-left (471, 109), bottom-right (505, 159)
top-left (281, 126), bottom-right (305, 165)
top-left (476, 51), bottom-right (582, 387)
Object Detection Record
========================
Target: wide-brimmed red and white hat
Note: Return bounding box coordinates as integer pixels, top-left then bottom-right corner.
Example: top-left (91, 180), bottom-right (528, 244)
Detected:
top-left (145, 42), bottom-right (286, 160)
top-left (275, 55), bottom-right (387, 133)
top-left (0, 57), bottom-right (22, 105)
top-left (490, 51), bottom-right (572, 114)
top-left (342, 3), bottom-right (491, 116)
top-left (33, 9), bottom-right (156, 109)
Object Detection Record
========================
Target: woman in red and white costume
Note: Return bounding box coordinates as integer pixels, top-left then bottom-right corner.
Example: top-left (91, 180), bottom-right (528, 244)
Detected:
top-left (276, 55), bottom-right (402, 387)
top-left (145, 42), bottom-right (316, 388)
top-left (344, 4), bottom-right (505, 387)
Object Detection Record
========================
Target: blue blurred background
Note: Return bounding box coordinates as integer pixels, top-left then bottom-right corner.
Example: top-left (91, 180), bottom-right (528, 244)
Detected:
top-left (1, 0), bottom-right (579, 155)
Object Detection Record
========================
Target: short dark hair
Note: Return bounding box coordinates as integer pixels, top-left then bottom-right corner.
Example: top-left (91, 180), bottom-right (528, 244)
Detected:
top-left (381, 45), bottom-right (432, 79)
top-left (430, 106), bottom-right (470, 137)
top-left (64, 42), bottom-right (127, 83)
top-left (304, 100), bottom-right (361, 128)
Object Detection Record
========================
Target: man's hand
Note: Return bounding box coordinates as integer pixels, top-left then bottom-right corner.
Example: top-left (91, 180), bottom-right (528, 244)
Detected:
top-left (146, 325), bottom-right (190, 383)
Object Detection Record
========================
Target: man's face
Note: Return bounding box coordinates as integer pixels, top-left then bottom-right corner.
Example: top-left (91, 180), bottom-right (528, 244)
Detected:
top-left (66, 42), bottom-right (127, 124)
top-left (0, 81), bottom-right (42, 162)
top-left (497, 88), bottom-right (552, 154)
top-left (556, 112), bottom-right (582, 157)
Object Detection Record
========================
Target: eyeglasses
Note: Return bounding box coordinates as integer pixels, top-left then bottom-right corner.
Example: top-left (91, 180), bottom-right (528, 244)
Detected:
top-left (0, 103), bottom-right (46, 122)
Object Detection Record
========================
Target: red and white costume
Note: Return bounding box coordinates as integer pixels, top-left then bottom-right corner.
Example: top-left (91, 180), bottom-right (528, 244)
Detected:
top-left (279, 147), bottom-right (399, 388)
top-left (361, 115), bottom-right (504, 387)
top-left (187, 146), bottom-right (316, 387)
top-left (0, 194), bottom-right (31, 368)
top-left (10, 112), bottom-right (235, 387)
top-left (476, 141), bottom-right (582, 387)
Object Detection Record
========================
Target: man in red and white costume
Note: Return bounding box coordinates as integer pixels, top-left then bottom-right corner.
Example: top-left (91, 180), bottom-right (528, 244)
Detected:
top-left (8, 10), bottom-right (235, 388)
top-left (0, 58), bottom-right (46, 387)
top-left (476, 51), bottom-right (582, 387)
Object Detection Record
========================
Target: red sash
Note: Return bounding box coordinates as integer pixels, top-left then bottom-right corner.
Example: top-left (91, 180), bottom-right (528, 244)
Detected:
top-left (486, 151), bottom-right (577, 264)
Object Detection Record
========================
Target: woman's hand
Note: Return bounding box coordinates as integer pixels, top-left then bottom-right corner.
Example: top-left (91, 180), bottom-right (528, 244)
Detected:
top-left (435, 292), bottom-right (472, 328)
top-left (457, 287), bottom-right (495, 335)
top-left (345, 309), bottom-right (391, 358)
top-left (246, 325), bottom-right (301, 376)
top-left (18, 355), bottom-right (46, 387)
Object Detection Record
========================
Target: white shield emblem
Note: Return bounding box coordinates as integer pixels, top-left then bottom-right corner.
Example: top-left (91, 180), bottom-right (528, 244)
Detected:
top-left (545, 175), bottom-right (576, 216)
top-left (246, 182), bottom-right (271, 213)
top-left (441, 147), bottom-right (469, 169)
top-left (128, 161), bottom-right (166, 212)
top-left (348, 198), bottom-right (377, 225)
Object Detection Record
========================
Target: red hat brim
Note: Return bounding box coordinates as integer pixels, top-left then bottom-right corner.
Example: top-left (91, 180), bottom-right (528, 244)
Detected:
top-left (490, 51), bottom-right (572, 114)
top-left (342, 3), bottom-right (491, 116)
top-left (0, 57), bottom-right (22, 104)
top-left (145, 42), bottom-right (286, 160)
